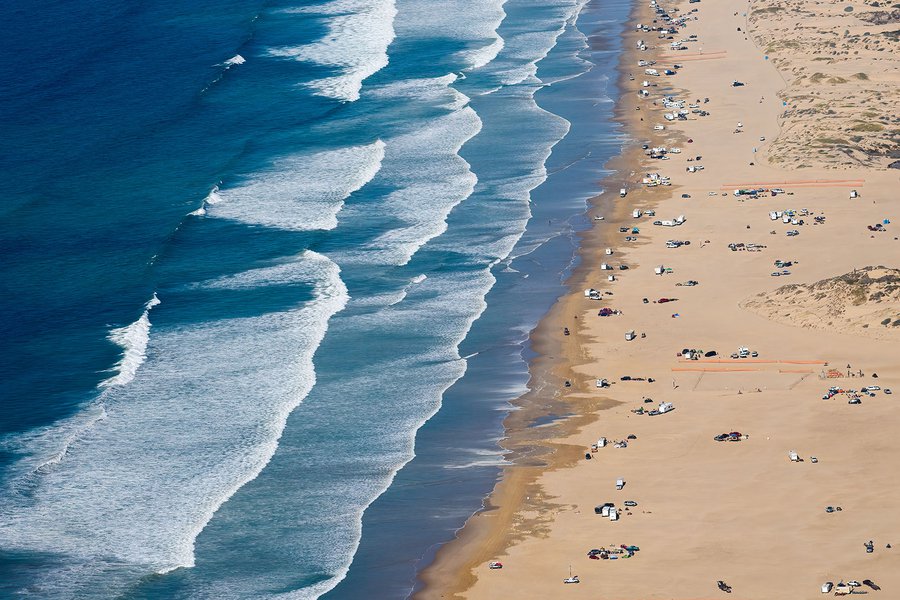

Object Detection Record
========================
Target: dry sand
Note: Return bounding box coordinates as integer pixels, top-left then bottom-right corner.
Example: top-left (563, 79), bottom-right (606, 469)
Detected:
top-left (415, 0), bottom-right (900, 598)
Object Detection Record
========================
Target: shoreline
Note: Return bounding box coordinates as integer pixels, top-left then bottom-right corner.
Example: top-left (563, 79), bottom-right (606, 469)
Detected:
top-left (413, 0), bottom-right (654, 595)
top-left (417, 0), bottom-right (900, 596)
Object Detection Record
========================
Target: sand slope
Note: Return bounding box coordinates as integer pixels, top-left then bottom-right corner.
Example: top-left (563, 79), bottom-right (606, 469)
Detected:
top-left (742, 266), bottom-right (900, 339)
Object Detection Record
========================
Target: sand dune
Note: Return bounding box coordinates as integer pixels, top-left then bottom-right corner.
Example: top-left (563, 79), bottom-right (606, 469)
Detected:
top-left (742, 266), bottom-right (900, 339)
top-left (748, 0), bottom-right (900, 169)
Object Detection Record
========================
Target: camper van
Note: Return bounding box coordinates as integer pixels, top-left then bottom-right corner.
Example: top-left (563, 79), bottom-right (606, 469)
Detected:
top-left (654, 265), bottom-right (665, 275)
top-left (605, 248), bottom-right (613, 255)
top-left (632, 209), bottom-right (642, 218)
top-left (625, 330), bottom-right (636, 341)
top-left (615, 478), bottom-right (625, 490)
top-left (850, 190), bottom-right (859, 199)
top-left (620, 188), bottom-right (627, 197)
top-left (644, 68), bottom-right (659, 76)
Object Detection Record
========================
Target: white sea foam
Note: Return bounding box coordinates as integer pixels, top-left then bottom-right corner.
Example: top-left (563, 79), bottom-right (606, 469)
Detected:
top-left (333, 80), bottom-right (481, 266)
top-left (392, 0), bottom-right (506, 70)
top-left (0, 252), bottom-right (348, 595)
top-left (223, 54), bottom-right (246, 66)
top-left (489, 0), bottom-right (589, 87)
top-left (208, 141), bottom-right (385, 231)
top-left (270, 0), bottom-right (397, 102)
top-left (99, 293), bottom-right (160, 388)
top-left (204, 185), bottom-right (223, 204)
top-left (365, 73), bottom-right (468, 111)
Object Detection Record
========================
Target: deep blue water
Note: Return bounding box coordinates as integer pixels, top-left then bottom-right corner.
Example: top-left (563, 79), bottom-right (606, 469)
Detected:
top-left (0, 0), bottom-right (628, 597)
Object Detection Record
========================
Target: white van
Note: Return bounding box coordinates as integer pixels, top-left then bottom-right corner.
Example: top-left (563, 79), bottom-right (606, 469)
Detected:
top-left (620, 188), bottom-right (627, 197)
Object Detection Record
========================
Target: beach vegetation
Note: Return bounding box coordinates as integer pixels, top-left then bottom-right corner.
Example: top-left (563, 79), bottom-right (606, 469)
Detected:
top-left (851, 122), bottom-right (884, 132)
top-left (809, 72), bottom-right (827, 83)
top-left (853, 72), bottom-right (870, 80)
top-left (816, 137), bottom-right (849, 145)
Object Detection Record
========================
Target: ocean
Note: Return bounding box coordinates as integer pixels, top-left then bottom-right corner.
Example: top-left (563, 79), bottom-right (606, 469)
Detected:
top-left (0, 0), bottom-right (628, 597)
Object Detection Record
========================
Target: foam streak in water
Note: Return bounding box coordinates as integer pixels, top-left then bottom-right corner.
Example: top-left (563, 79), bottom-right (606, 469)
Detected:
top-left (0, 252), bottom-right (348, 597)
top-left (208, 141), bottom-right (385, 231)
top-left (99, 293), bottom-right (160, 388)
top-left (270, 0), bottom-right (397, 102)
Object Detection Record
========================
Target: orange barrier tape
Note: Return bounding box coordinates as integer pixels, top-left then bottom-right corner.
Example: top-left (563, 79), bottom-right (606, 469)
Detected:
top-left (672, 368), bottom-right (760, 372)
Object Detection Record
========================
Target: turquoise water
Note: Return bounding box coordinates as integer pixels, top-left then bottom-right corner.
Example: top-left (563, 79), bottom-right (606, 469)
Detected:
top-left (0, 0), bottom-right (628, 596)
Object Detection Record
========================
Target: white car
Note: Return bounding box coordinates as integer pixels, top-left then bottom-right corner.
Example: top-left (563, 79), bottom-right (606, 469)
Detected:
top-left (865, 385), bottom-right (880, 392)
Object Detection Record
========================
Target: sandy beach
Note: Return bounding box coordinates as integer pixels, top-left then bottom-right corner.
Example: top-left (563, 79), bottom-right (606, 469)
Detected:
top-left (416, 0), bottom-right (900, 597)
